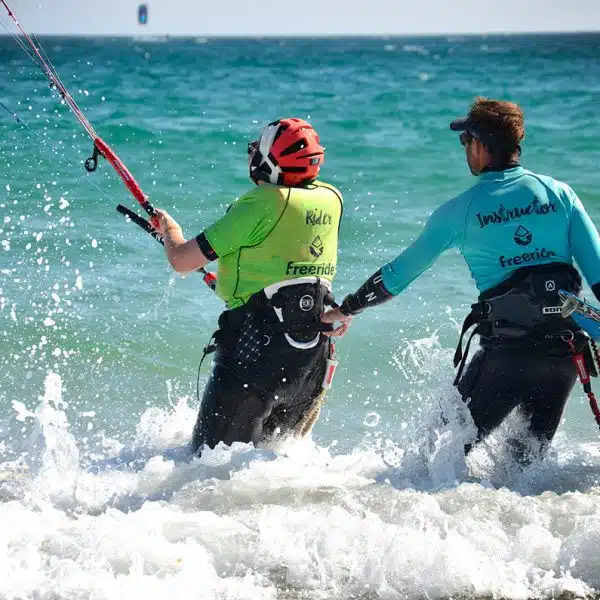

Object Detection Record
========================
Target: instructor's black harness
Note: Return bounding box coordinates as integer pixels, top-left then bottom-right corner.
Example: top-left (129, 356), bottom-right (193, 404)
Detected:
top-left (453, 262), bottom-right (600, 430)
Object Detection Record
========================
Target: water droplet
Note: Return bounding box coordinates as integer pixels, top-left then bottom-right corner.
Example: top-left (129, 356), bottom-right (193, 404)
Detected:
top-left (363, 412), bottom-right (381, 427)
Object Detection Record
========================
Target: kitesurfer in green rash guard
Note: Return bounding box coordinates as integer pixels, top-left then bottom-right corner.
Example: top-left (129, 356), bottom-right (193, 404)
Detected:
top-left (322, 97), bottom-right (600, 464)
top-left (154, 118), bottom-right (345, 454)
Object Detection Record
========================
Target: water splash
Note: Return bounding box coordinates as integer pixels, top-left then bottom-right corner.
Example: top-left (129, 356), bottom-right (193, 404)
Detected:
top-left (24, 372), bottom-right (80, 509)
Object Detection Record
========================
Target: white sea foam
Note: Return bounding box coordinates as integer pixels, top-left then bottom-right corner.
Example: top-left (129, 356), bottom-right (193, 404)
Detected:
top-left (1, 372), bottom-right (599, 600)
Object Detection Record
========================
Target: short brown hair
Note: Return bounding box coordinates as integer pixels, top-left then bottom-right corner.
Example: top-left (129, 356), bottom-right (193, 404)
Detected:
top-left (469, 96), bottom-right (524, 154)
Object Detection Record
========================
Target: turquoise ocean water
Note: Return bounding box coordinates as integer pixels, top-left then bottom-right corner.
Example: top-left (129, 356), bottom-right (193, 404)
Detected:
top-left (2, 33), bottom-right (600, 599)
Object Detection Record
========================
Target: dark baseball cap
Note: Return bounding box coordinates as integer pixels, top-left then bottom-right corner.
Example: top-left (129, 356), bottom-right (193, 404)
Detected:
top-left (450, 116), bottom-right (474, 133)
top-left (449, 113), bottom-right (518, 151)
top-left (449, 116), bottom-right (496, 145)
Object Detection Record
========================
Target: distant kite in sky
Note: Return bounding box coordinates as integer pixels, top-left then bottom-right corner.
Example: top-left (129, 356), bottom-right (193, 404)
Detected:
top-left (138, 4), bottom-right (148, 25)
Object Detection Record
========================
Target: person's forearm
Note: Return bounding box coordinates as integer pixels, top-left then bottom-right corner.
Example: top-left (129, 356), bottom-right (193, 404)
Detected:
top-left (339, 269), bottom-right (394, 315)
top-left (154, 208), bottom-right (210, 273)
top-left (162, 224), bottom-right (186, 268)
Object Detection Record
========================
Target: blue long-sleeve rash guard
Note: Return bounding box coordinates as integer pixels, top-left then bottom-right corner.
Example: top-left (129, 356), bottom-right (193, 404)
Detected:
top-left (381, 166), bottom-right (600, 297)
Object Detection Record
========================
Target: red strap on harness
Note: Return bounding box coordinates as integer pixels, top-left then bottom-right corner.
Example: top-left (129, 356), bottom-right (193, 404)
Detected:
top-left (568, 340), bottom-right (600, 429)
top-left (322, 341), bottom-right (338, 390)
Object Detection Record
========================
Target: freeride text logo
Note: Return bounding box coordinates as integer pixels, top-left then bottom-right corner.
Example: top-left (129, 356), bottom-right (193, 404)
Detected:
top-left (499, 248), bottom-right (556, 268)
top-left (286, 261), bottom-right (336, 276)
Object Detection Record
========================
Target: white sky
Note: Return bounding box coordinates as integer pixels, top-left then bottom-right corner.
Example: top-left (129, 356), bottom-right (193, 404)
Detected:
top-left (3, 0), bottom-right (600, 36)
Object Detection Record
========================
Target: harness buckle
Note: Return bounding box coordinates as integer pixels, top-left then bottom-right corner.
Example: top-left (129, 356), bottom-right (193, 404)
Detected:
top-left (481, 301), bottom-right (492, 317)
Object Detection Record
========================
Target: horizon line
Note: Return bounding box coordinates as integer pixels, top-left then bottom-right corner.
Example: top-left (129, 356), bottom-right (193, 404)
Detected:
top-left (1, 30), bottom-right (600, 39)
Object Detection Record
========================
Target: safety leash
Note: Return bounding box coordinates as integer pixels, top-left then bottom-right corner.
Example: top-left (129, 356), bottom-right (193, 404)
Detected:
top-left (196, 334), bottom-right (219, 406)
top-left (294, 341), bottom-right (338, 437)
top-left (567, 338), bottom-right (600, 430)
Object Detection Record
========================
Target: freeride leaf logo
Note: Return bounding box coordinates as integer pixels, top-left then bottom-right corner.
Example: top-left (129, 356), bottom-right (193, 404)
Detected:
top-left (309, 235), bottom-right (324, 258)
top-left (514, 225), bottom-right (532, 246)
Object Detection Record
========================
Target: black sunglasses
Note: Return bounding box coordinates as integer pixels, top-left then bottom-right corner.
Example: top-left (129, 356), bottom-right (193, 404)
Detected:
top-left (459, 130), bottom-right (482, 147)
top-left (460, 131), bottom-right (474, 146)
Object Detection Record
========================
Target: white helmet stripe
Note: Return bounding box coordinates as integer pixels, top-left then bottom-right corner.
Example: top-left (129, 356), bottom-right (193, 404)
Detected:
top-left (258, 121), bottom-right (283, 184)
top-left (259, 122), bottom-right (280, 158)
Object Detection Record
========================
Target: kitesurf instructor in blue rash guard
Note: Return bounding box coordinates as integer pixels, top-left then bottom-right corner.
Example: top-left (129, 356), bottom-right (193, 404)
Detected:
top-left (323, 97), bottom-right (600, 463)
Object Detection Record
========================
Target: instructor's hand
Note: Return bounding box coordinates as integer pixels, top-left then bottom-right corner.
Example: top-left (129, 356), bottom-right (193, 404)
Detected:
top-left (154, 208), bottom-right (182, 237)
top-left (321, 307), bottom-right (353, 338)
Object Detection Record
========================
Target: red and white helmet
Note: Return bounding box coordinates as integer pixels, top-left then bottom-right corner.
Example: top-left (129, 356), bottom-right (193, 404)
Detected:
top-left (248, 117), bottom-right (324, 187)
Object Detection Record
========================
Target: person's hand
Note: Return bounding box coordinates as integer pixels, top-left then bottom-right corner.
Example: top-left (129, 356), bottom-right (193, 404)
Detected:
top-left (153, 208), bottom-right (182, 237)
top-left (321, 307), bottom-right (354, 338)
